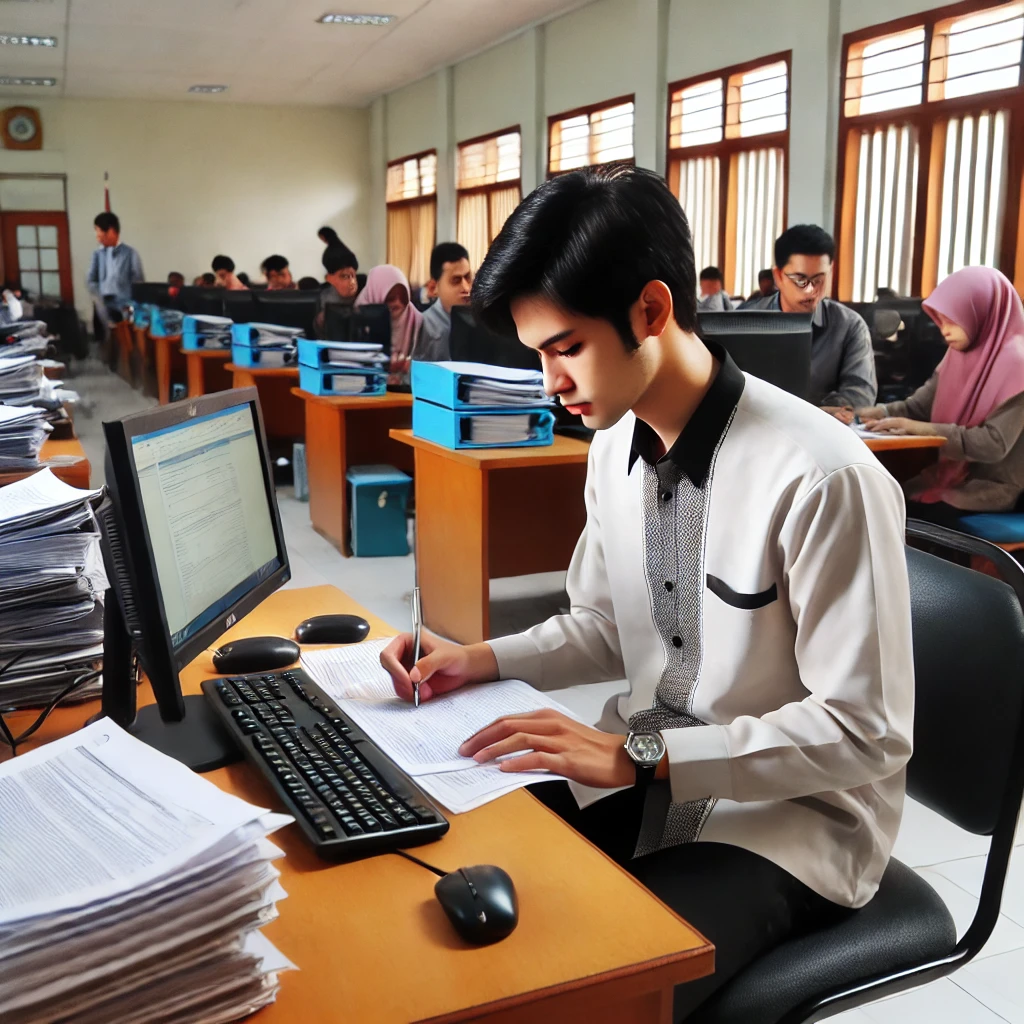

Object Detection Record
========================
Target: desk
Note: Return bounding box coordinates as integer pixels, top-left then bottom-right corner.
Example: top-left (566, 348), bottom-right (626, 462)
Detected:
top-left (153, 334), bottom-right (186, 405)
top-left (863, 434), bottom-right (946, 484)
top-left (186, 348), bottom-right (233, 398)
top-left (133, 325), bottom-right (157, 398)
top-left (392, 430), bottom-right (589, 644)
top-left (293, 388), bottom-right (413, 554)
top-left (112, 321), bottom-right (134, 384)
top-left (0, 437), bottom-right (90, 489)
top-left (11, 584), bottom-right (713, 1024)
top-left (227, 364), bottom-right (303, 441)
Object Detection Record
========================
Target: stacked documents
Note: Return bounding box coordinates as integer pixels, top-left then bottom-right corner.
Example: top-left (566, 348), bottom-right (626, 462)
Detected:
top-left (458, 372), bottom-right (550, 407)
top-left (0, 354), bottom-right (44, 404)
top-left (0, 404), bottom-right (50, 470)
top-left (321, 342), bottom-right (386, 369)
top-left (303, 639), bottom-right (574, 814)
top-left (184, 314), bottom-right (233, 349)
top-left (243, 323), bottom-right (304, 348)
top-left (1, 320), bottom-right (50, 358)
top-left (0, 470), bottom-right (105, 709)
top-left (466, 412), bottom-right (539, 445)
top-left (0, 720), bottom-right (296, 1024)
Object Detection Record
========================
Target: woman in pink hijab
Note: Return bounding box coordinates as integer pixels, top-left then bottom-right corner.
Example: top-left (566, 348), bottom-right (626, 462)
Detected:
top-left (354, 264), bottom-right (423, 382)
top-left (859, 266), bottom-right (1024, 525)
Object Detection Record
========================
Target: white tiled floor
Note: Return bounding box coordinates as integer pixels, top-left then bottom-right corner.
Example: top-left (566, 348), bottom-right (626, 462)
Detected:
top-left (76, 360), bottom-right (1024, 1023)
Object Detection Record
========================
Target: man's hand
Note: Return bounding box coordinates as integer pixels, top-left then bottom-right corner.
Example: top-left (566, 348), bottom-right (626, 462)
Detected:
top-left (459, 709), bottom-right (635, 789)
top-left (860, 416), bottom-right (937, 436)
top-left (822, 406), bottom-right (855, 425)
top-left (379, 632), bottom-right (498, 702)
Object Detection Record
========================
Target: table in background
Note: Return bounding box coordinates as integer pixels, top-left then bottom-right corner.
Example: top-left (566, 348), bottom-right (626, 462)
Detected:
top-left (132, 325), bottom-right (157, 398)
top-left (186, 349), bottom-right (233, 398)
top-left (10, 584), bottom-right (714, 1024)
top-left (391, 429), bottom-right (589, 644)
top-left (292, 388), bottom-right (413, 555)
top-left (0, 437), bottom-right (90, 489)
top-left (226, 364), bottom-right (303, 441)
top-left (112, 321), bottom-right (134, 385)
top-left (863, 434), bottom-right (946, 483)
top-left (153, 334), bottom-right (186, 405)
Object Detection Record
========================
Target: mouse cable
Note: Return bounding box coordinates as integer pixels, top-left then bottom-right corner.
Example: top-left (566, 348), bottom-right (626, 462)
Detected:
top-left (0, 668), bottom-right (103, 758)
top-left (393, 849), bottom-right (448, 878)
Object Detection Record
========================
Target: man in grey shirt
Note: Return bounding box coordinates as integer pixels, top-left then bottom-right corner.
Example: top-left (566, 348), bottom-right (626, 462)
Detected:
top-left (86, 211), bottom-right (144, 331)
top-left (416, 242), bottom-right (473, 362)
top-left (750, 225), bottom-right (876, 411)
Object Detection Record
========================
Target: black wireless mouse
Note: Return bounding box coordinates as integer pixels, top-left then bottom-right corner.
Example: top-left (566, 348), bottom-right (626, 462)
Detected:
top-left (294, 614), bottom-right (370, 645)
top-left (434, 865), bottom-right (519, 945)
top-left (212, 636), bottom-right (300, 674)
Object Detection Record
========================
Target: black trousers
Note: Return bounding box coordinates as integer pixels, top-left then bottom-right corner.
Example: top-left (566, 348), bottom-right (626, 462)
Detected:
top-left (905, 499), bottom-right (966, 531)
top-left (529, 781), bottom-right (850, 1022)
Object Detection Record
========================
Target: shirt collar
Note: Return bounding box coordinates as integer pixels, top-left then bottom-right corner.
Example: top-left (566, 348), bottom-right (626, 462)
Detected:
top-left (767, 290), bottom-right (826, 328)
top-left (627, 339), bottom-right (745, 485)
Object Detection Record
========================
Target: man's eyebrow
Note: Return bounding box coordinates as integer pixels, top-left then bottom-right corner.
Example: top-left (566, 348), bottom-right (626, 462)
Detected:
top-left (539, 330), bottom-right (574, 351)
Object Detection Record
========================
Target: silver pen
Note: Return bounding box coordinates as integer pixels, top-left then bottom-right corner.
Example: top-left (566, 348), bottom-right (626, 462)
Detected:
top-left (411, 586), bottom-right (422, 707)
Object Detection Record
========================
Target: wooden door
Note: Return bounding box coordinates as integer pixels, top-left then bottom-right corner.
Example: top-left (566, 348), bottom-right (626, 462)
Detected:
top-left (0, 211), bottom-right (73, 304)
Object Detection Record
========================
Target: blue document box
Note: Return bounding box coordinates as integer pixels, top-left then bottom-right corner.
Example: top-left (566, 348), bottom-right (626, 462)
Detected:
top-left (230, 344), bottom-right (297, 368)
top-left (412, 399), bottom-right (555, 449)
top-left (411, 360), bottom-right (550, 412)
top-left (298, 364), bottom-right (387, 397)
top-left (346, 464), bottom-right (411, 557)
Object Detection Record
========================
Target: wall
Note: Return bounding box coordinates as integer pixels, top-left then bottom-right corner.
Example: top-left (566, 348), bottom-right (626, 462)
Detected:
top-left (0, 98), bottom-right (371, 320)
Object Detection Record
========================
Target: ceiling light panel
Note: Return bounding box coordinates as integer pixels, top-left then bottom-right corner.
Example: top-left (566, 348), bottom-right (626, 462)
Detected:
top-left (188, 84), bottom-right (227, 93)
top-left (0, 34), bottom-right (56, 45)
top-left (317, 13), bottom-right (396, 25)
top-left (0, 75), bottom-right (55, 85)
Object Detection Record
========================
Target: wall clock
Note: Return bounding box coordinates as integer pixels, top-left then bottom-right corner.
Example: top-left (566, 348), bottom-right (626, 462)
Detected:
top-left (2, 107), bottom-right (42, 150)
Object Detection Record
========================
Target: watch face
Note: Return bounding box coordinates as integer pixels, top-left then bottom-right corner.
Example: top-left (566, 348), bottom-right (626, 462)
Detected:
top-left (8, 114), bottom-right (36, 143)
top-left (628, 732), bottom-right (665, 765)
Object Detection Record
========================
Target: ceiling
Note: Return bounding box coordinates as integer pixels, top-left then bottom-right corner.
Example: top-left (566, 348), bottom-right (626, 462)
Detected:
top-left (0, 0), bottom-right (585, 107)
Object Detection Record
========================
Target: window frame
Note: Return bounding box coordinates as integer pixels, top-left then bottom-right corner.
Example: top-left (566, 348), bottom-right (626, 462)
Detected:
top-left (385, 148), bottom-right (438, 209)
top-left (547, 94), bottom-right (637, 178)
top-left (835, 0), bottom-right (1024, 298)
top-left (456, 125), bottom-right (523, 198)
top-left (665, 51), bottom-right (792, 294)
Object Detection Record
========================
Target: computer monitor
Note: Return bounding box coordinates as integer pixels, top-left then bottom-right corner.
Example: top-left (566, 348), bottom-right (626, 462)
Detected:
top-left (252, 291), bottom-right (318, 334)
top-left (97, 387), bottom-right (291, 771)
top-left (223, 290), bottom-right (256, 323)
top-left (323, 303), bottom-right (392, 354)
top-left (177, 286), bottom-right (226, 316)
top-left (449, 305), bottom-right (541, 371)
top-left (131, 282), bottom-right (171, 306)
top-left (697, 310), bottom-right (813, 400)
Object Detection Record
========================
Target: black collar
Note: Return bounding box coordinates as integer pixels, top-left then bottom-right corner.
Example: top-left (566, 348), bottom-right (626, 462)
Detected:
top-left (627, 340), bottom-right (745, 486)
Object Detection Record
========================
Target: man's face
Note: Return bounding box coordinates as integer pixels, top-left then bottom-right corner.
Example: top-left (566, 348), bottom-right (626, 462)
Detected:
top-left (266, 266), bottom-right (293, 289)
top-left (773, 255), bottom-right (832, 314)
top-left (329, 267), bottom-right (358, 298)
top-left (432, 258), bottom-right (473, 312)
top-left (511, 294), bottom-right (652, 431)
top-left (214, 268), bottom-right (232, 286)
top-left (95, 226), bottom-right (119, 247)
top-left (699, 278), bottom-right (721, 298)
top-left (168, 273), bottom-right (185, 289)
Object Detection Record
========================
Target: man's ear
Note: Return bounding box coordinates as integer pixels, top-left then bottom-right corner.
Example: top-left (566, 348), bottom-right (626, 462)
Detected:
top-left (426, 278), bottom-right (439, 299)
top-left (772, 266), bottom-right (785, 292)
top-left (636, 280), bottom-right (674, 340)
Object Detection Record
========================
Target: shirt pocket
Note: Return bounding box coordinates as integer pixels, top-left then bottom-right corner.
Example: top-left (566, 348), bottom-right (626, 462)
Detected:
top-left (706, 573), bottom-right (778, 610)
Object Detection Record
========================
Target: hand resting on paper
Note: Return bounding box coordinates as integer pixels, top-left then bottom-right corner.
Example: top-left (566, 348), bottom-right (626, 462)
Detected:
top-left (859, 416), bottom-right (939, 436)
top-left (379, 631), bottom-right (498, 703)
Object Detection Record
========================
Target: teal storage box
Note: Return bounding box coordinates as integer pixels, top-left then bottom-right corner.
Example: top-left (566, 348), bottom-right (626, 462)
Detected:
top-left (411, 360), bottom-right (551, 411)
top-left (346, 464), bottom-right (411, 557)
top-left (231, 343), bottom-right (297, 368)
top-left (413, 398), bottom-right (555, 449)
top-left (298, 363), bottom-right (387, 397)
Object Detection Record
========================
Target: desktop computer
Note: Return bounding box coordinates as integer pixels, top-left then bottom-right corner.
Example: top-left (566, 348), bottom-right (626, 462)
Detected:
top-left (449, 305), bottom-right (541, 371)
top-left (131, 282), bottom-right (172, 307)
top-left (252, 291), bottom-right (318, 334)
top-left (177, 286), bottom-right (227, 316)
top-left (323, 303), bottom-right (392, 354)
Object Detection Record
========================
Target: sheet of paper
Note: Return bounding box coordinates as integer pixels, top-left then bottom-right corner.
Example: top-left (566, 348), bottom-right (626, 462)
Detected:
top-left (850, 422), bottom-right (903, 439)
top-left (301, 637), bottom-right (395, 700)
top-left (416, 762), bottom-right (563, 814)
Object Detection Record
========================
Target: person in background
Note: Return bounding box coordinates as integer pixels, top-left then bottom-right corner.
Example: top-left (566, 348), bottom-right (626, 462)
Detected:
top-left (318, 226), bottom-right (343, 248)
top-left (313, 244), bottom-right (360, 338)
top-left (355, 264), bottom-right (422, 382)
top-left (856, 266), bottom-right (1024, 527)
top-left (237, 271), bottom-right (252, 288)
top-left (697, 266), bottom-right (734, 312)
top-left (876, 286), bottom-right (899, 301)
top-left (751, 225), bottom-right (877, 414)
top-left (167, 271), bottom-right (185, 290)
top-left (193, 272), bottom-right (216, 287)
top-left (417, 242), bottom-right (473, 362)
top-left (0, 285), bottom-right (23, 327)
top-left (86, 212), bottom-right (144, 333)
top-left (298, 276), bottom-right (320, 290)
top-left (212, 255), bottom-right (247, 290)
top-left (739, 269), bottom-right (777, 307)
top-left (261, 255), bottom-right (295, 290)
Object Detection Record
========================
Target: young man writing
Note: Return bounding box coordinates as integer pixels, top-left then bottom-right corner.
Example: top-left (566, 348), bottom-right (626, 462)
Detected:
top-left (380, 167), bottom-right (913, 1019)
top-left (416, 242), bottom-right (473, 362)
top-left (752, 225), bottom-right (878, 412)
top-left (86, 212), bottom-right (144, 330)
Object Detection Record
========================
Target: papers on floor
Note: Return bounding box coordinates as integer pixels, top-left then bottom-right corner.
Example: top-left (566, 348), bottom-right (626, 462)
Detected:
top-left (466, 412), bottom-right (541, 445)
top-left (322, 342), bottom-right (386, 369)
top-left (456, 366), bottom-right (551, 408)
top-left (0, 402), bottom-right (50, 470)
top-left (0, 469), bottom-right (105, 709)
top-left (0, 719), bottom-right (295, 1024)
top-left (302, 638), bottom-right (575, 813)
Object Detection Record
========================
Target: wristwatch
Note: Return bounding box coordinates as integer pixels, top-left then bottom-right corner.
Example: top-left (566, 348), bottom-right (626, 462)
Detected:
top-left (624, 731), bottom-right (666, 788)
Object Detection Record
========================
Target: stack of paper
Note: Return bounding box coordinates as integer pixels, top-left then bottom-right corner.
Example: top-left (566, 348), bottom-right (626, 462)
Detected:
top-left (322, 342), bottom-right (386, 369)
top-left (0, 404), bottom-right (50, 470)
top-left (0, 469), bottom-right (105, 709)
top-left (459, 371), bottom-right (551, 408)
top-left (1, 320), bottom-right (50, 358)
top-left (465, 412), bottom-right (541, 445)
top-left (0, 720), bottom-right (296, 1024)
top-left (303, 638), bottom-right (575, 814)
top-left (246, 323), bottom-right (304, 348)
top-left (189, 314), bottom-right (234, 349)
top-left (0, 355), bottom-right (44, 405)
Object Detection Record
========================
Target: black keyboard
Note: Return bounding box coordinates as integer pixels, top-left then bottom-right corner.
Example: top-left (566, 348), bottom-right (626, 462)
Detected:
top-left (202, 668), bottom-right (449, 861)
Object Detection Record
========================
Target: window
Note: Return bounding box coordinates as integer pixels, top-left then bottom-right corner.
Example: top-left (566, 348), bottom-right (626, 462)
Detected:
top-left (456, 128), bottom-right (522, 270)
top-left (667, 55), bottom-right (790, 300)
top-left (386, 150), bottom-right (437, 287)
top-left (837, 1), bottom-right (1024, 301)
top-left (548, 96), bottom-right (635, 175)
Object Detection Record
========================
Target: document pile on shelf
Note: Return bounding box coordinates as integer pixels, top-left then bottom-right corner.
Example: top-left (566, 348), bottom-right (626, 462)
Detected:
top-left (0, 404), bottom-right (50, 471)
top-left (320, 342), bottom-right (386, 369)
top-left (231, 323), bottom-right (302, 369)
top-left (0, 719), bottom-right (296, 1024)
top-left (1, 320), bottom-right (51, 358)
top-left (0, 469), bottom-right (106, 710)
top-left (184, 313), bottom-right (234, 350)
top-left (458, 372), bottom-right (551, 408)
top-left (465, 413), bottom-right (537, 445)
top-left (303, 638), bottom-right (575, 813)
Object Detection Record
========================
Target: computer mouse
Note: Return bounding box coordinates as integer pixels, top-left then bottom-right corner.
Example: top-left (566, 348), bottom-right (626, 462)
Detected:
top-left (294, 614), bottom-right (370, 645)
top-left (434, 865), bottom-right (519, 945)
top-left (212, 636), bottom-right (300, 674)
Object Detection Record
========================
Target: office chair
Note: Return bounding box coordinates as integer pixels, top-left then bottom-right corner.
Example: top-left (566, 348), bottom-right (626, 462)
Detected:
top-left (693, 521), bottom-right (1024, 1024)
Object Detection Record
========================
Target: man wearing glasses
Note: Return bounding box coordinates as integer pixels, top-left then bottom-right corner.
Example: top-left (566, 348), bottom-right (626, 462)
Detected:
top-left (752, 225), bottom-right (877, 414)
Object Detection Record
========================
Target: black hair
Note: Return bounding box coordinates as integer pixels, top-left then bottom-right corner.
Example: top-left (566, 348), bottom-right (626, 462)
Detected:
top-left (200, 272), bottom-right (216, 286)
top-left (430, 242), bottom-right (470, 283)
top-left (167, 271), bottom-right (185, 283)
top-left (94, 212), bottom-right (120, 233)
top-left (876, 286), bottom-right (899, 300)
top-left (699, 266), bottom-right (723, 283)
top-left (212, 254), bottom-right (235, 273)
top-left (319, 226), bottom-right (342, 246)
top-left (323, 244), bottom-right (358, 275)
top-left (473, 166), bottom-right (697, 350)
top-left (261, 254), bottom-right (289, 274)
top-left (758, 268), bottom-right (774, 283)
top-left (298, 276), bottom-right (320, 291)
top-left (237, 271), bottom-right (251, 286)
top-left (774, 224), bottom-right (836, 269)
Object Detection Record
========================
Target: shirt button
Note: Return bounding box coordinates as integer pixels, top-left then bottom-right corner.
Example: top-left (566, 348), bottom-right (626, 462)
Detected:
top-left (672, 635), bottom-right (682, 648)
top-left (665, 581), bottom-right (674, 592)
top-left (662, 491), bottom-right (672, 501)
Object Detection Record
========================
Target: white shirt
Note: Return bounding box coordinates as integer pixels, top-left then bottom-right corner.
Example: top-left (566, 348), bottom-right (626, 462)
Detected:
top-left (488, 344), bottom-right (914, 908)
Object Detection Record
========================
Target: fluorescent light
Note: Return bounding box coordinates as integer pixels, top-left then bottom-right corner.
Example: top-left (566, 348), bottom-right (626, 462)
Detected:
top-left (0, 34), bottom-right (57, 45)
top-left (317, 13), bottom-right (396, 25)
top-left (188, 84), bottom-right (228, 93)
top-left (0, 75), bottom-right (55, 85)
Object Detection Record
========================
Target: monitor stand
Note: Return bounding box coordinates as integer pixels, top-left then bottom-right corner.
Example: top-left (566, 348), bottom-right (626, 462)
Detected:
top-left (89, 591), bottom-right (242, 774)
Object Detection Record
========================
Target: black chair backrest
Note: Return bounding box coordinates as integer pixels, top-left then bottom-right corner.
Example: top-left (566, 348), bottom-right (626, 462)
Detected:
top-left (906, 527), bottom-right (1024, 835)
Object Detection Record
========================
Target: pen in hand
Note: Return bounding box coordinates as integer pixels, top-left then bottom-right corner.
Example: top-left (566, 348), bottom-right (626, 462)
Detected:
top-left (411, 586), bottom-right (422, 707)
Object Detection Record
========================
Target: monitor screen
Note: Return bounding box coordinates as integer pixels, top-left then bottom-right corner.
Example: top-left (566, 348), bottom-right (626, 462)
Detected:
top-left (129, 402), bottom-right (281, 649)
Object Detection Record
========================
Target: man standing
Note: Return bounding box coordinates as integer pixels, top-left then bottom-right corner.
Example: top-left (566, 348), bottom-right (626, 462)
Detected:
top-left (86, 212), bottom-right (144, 334)
top-left (752, 225), bottom-right (877, 411)
top-left (416, 242), bottom-right (473, 362)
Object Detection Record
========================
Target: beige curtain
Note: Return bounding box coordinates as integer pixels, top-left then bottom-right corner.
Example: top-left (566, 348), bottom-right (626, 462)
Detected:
top-left (488, 186), bottom-right (521, 242)
top-left (387, 198), bottom-right (436, 288)
top-left (457, 192), bottom-right (489, 271)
